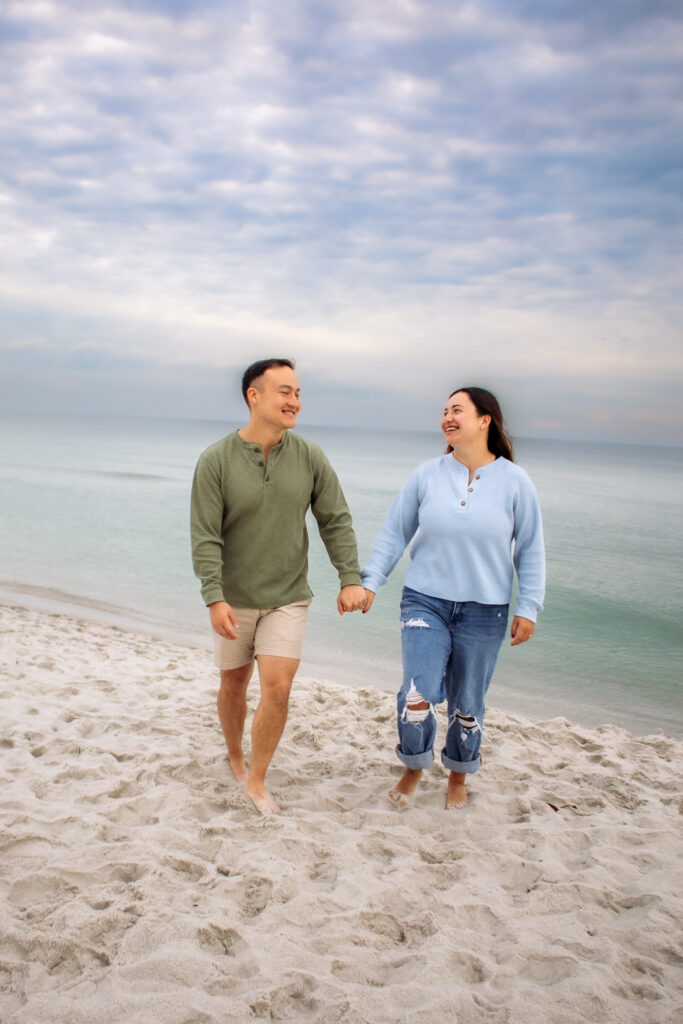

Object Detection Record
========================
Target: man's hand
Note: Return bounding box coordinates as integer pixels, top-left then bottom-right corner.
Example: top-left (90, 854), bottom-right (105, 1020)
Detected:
top-left (209, 601), bottom-right (239, 639)
top-left (361, 589), bottom-right (375, 614)
top-left (337, 585), bottom-right (368, 615)
top-left (510, 616), bottom-right (534, 646)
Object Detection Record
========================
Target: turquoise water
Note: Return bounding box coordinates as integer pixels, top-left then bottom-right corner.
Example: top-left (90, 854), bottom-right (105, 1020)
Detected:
top-left (1, 413), bottom-right (681, 737)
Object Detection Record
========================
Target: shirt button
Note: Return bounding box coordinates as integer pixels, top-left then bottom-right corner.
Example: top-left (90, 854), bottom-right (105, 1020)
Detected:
top-left (460, 500), bottom-right (466, 506)
top-left (475, 474), bottom-right (481, 479)
top-left (468, 487), bottom-right (473, 492)
top-left (265, 476), bottom-right (270, 482)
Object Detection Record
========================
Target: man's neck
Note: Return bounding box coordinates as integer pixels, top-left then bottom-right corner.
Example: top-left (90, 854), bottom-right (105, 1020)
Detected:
top-left (238, 423), bottom-right (285, 460)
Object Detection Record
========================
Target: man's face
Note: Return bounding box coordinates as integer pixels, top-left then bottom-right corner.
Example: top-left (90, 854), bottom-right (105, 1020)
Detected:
top-left (249, 365), bottom-right (301, 431)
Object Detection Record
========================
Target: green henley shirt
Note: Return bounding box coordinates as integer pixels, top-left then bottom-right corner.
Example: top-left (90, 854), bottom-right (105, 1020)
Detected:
top-left (190, 429), bottom-right (361, 609)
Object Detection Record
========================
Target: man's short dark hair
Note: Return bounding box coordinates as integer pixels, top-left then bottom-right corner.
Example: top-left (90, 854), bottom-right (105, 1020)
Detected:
top-left (241, 358), bottom-right (296, 405)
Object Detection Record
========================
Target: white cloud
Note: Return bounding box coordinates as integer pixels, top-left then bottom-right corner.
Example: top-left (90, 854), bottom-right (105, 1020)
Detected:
top-left (0, 0), bottom-right (681, 440)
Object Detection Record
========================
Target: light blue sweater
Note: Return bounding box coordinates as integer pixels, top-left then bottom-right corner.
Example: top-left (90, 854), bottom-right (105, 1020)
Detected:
top-left (361, 455), bottom-right (545, 621)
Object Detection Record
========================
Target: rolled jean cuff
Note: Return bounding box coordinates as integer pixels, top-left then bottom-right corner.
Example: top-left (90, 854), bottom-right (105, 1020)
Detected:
top-left (396, 745), bottom-right (434, 770)
top-left (441, 750), bottom-right (480, 774)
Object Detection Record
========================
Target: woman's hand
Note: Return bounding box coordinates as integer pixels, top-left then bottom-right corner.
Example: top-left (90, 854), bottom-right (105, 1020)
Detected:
top-left (510, 616), bottom-right (534, 646)
top-left (362, 589), bottom-right (376, 614)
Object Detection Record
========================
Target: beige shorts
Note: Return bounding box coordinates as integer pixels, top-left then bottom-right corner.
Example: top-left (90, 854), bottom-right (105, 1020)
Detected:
top-left (213, 598), bottom-right (312, 670)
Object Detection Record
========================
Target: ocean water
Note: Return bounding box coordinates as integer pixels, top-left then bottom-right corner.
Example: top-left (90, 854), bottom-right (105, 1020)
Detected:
top-left (1, 413), bottom-right (681, 737)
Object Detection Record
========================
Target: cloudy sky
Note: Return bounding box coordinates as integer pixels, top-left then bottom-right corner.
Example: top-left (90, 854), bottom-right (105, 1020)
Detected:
top-left (1, 0), bottom-right (682, 442)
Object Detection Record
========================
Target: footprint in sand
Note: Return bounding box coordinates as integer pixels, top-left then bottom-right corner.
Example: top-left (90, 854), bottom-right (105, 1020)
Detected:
top-left (309, 846), bottom-right (338, 884)
top-left (331, 957), bottom-right (389, 987)
top-left (0, 835), bottom-right (61, 859)
top-left (107, 779), bottom-right (145, 799)
top-left (358, 910), bottom-right (406, 946)
top-left (8, 873), bottom-right (77, 908)
top-left (162, 856), bottom-right (206, 882)
top-left (268, 973), bottom-right (318, 1019)
top-left (519, 953), bottom-right (578, 984)
top-left (449, 951), bottom-right (492, 984)
top-left (236, 873), bottom-right (274, 917)
top-left (106, 861), bottom-right (147, 884)
top-left (357, 834), bottom-right (396, 864)
top-left (197, 924), bottom-right (243, 957)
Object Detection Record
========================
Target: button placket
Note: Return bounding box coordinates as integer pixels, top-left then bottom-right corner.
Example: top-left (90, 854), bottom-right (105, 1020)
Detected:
top-left (451, 459), bottom-right (471, 508)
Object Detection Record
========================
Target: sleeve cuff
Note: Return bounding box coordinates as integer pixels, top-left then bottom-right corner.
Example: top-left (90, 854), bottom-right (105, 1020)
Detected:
top-left (360, 571), bottom-right (384, 592)
top-left (514, 598), bottom-right (541, 622)
top-left (339, 571), bottom-right (362, 587)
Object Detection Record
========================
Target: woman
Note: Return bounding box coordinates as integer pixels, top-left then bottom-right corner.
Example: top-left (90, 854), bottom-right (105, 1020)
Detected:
top-left (361, 387), bottom-right (545, 810)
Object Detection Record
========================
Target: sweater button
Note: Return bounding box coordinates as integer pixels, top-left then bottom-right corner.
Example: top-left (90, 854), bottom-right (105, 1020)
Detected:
top-left (475, 474), bottom-right (481, 479)
top-left (460, 500), bottom-right (466, 506)
top-left (468, 487), bottom-right (473, 492)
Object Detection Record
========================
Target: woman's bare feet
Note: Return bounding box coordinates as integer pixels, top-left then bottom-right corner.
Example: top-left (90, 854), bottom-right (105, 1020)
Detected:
top-left (446, 771), bottom-right (467, 810)
top-left (388, 767), bottom-right (422, 807)
top-left (244, 779), bottom-right (280, 815)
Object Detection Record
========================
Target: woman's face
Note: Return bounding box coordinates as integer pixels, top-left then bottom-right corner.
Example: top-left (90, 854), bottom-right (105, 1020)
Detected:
top-left (441, 391), bottom-right (489, 447)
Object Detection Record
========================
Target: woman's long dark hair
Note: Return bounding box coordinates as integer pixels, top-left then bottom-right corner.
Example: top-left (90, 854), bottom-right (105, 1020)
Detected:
top-left (445, 386), bottom-right (514, 462)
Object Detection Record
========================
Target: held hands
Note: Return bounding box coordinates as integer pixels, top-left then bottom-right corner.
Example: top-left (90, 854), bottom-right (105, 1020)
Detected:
top-left (510, 616), bottom-right (534, 646)
top-left (337, 585), bottom-right (372, 615)
top-left (209, 601), bottom-right (239, 639)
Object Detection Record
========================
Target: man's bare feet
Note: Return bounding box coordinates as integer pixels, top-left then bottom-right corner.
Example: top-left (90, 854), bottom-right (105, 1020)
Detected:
top-left (228, 754), bottom-right (248, 783)
top-left (388, 767), bottom-right (422, 807)
top-left (244, 779), bottom-right (280, 815)
top-left (446, 771), bottom-right (468, 810)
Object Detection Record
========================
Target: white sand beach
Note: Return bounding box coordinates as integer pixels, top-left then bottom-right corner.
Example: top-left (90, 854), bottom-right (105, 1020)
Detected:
top-left (1, 602), bottom-right (681, 1024)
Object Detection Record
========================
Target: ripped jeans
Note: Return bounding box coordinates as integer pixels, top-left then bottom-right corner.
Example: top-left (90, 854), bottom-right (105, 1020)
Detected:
top-left (397, 587), bottom-right (508, 774)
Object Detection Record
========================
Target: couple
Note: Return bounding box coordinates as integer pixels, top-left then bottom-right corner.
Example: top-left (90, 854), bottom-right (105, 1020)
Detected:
top-left (190, 359), bottom-right (545, 815)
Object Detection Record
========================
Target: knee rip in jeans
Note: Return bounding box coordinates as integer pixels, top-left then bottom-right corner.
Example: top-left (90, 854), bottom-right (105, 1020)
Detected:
top-left (449, 708), bottom-right (482, 739)
top-left (401, 679), bottom-right (434, 724)
top-left (401, 617), bottom-right (430, 630)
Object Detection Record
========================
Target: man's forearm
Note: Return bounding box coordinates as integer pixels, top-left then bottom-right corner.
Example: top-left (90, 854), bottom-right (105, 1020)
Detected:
top-left (191, 535), bottom-right (226, 605)
top-left (190, 452), bottom-right (227, 605)
top-left (310, 456), bottom-right (361, 584)
top-left (315, 511), bottom-right (361, 585)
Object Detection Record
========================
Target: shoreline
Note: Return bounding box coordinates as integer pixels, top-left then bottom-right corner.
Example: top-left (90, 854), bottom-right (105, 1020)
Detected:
top-left (1, 603), bottom-right (682, 1023)
top-left (1, 587), bottom-right (679, 740)
top-left (0, 584), bottom-right (209, 650)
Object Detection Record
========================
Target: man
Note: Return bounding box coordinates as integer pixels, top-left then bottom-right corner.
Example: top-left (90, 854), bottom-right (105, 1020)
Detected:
top-left (191, 358), bottom-right (366, 814)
